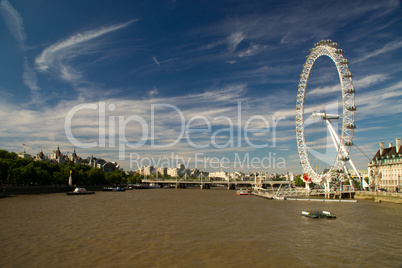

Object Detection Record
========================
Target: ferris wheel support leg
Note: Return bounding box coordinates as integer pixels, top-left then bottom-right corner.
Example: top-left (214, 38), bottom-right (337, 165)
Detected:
top-left (305, 182), bottom-right (311, 196)
top-left (326, 119), bottom-right (346, 190)
top-left (326, 120), bottom-right (359, 189)
top-left (326, 180), bottom-right (332, 198)
top-left (326, 120), bottom-right (340, 152)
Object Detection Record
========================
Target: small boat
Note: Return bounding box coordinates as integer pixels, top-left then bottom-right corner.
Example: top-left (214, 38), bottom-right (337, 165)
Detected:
top-left (66, 187), bottom-right (95, 195)
top-left (102, 187), bottom-right (114, 191)
top-left (301, 211), bottom-right (336, 219)
top-left (133, 183), bottom-right (149, 189)
top-left (102, 187), bottom-right (126, 192)
top-left (236, 189), bottom-right (250, 195)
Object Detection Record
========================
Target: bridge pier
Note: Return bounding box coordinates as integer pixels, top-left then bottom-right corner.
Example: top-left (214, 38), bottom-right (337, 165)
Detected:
top-left (200, 183), bottom-right (210, 190)
top-left (228, 184), bottom-right (236, 190)
top-left (175, 183), bottom-right (186, 189)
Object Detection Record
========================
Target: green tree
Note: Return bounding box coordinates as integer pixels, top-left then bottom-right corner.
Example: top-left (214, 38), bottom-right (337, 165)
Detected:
top-left (53, 171), bottom-right (66, 184)
top-left (0, 159), bottom-right (10, 183)
top-left (9, 166), bottom-right (23, 184)
top-left (35, 168), bottom-right (52, 185)
top-left (294, 175), bottom-right (305, 187)
top-left (88, 168), bottom-right (105, 185)
top-left (128, 174), bottom-right (142, 184)
top-left (0, 150), bottom-right (18, 160)
top-left (105, 169), bottom-right (127, 185)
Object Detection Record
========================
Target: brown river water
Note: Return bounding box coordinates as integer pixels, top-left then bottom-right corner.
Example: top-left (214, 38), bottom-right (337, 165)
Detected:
top-left (0, 188), bottom-right (401, 268)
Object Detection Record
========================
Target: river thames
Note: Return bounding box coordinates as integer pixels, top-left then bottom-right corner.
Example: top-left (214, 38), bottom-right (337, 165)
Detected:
top-left (0, 188), bottom-right (401, 267)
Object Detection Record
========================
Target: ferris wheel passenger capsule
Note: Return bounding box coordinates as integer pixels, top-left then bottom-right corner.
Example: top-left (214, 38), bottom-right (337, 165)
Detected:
top-left (343, 72), bottom-right (353, 78)
top-left (344, 141), bottom-right (353, 146)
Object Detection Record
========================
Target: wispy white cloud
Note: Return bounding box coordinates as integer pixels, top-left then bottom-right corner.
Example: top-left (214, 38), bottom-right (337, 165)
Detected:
top-left (22, 58), bottom-right (43, 105)
top-left (238, 43), bottom-right (268, 58)
top-left (148, 87), bottom-right (159, 97)
top-left (308, 73), bottom-right (389, 97)
top-left (356, 81), bottom-right (402, 119)
top-left (35, 19), bottom-right (137, 82)
top-left (201, 1), bottom-right (399, 52)
top-left (308, 84), bottom-right (340, 97)
top-left (353, 74), bottom-right (388, 88)
top-left (0, 0), bottom-right (26, 50)
top-left (227, 32), bottom-right (245, 52)
top-left (200, 31), bottom-right (246, 57)
top-left (355, 40), bottom-right (402, 63)
top-left (152, 56), bottom-right (160, 66)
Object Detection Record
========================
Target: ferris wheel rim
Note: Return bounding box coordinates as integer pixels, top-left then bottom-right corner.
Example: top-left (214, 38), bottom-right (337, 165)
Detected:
top-left (296, 40), bottom-right (356, 184)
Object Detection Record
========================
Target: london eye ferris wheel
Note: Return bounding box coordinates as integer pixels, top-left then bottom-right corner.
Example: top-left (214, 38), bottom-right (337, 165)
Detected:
top-left (295, 40), bottom-right (361, 187)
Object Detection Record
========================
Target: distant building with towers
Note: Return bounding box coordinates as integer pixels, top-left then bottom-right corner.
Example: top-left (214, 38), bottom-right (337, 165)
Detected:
top-left (21, 146), bottom-right (120, 172)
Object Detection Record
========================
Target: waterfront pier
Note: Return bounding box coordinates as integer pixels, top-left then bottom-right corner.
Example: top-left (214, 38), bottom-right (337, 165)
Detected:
top-left (251, 184), bottom-right (355, 200)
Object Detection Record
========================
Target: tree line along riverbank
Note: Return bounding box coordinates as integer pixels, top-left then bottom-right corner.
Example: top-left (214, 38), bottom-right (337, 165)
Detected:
top-left (1, 185), bottom-right (104, 195)
top-left (0, 149), bottom-right (142, 187)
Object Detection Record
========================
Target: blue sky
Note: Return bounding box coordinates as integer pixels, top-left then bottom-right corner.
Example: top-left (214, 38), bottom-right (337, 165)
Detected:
top-left (0, 0), bottom-right (401, 173)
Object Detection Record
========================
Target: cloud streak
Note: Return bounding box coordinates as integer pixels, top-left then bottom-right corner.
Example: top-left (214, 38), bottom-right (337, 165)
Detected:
top-left (35, 19), bottom-right (137, 81)
top-left (0, 0), bottom-right (26, 50)
top-left (227, 32), bottom-right (245, 52)
top-left (355, 40), bottom-right (402, 63)
top-left (22, 58), bottom-right (44, 106)
top-left (148, 87), bottom-right (159, 97)
top-left (152, 56), bottom-right (160, 66)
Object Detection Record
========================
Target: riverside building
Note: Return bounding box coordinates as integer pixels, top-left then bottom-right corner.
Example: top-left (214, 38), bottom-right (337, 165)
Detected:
top-left (367, 138), bottom-right (402, 191)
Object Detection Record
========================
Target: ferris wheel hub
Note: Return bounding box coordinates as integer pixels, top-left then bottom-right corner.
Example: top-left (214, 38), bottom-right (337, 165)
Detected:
top-left (312, 112), bottom-right (339, 120)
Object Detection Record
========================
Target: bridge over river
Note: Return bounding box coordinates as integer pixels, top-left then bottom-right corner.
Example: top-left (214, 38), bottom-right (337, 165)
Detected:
top-left (142, 178), bottom-right (291, 190)
top-left (141, 178), bottom-right (354, 199)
